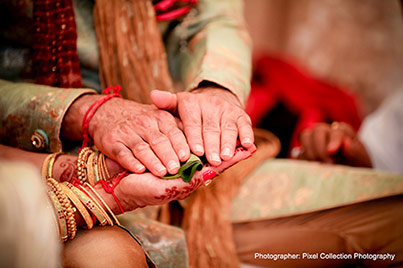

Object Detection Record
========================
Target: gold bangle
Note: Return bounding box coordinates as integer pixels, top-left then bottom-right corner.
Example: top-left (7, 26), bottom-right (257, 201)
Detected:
top-left (59, 183), bottom-right (94, 230)
top-left (64, 182), bottom-right (109, 226)
top-left (87, 151), bottom-right (97, 186)
top-left (93, 151), bottom-right (102, 184)
top-left (41, 152), bottom-right (63, 180)
top-left (79, 185), bottom-right (114, 226)
top-left (77, 147), bottom-right (93, 183)
top-left (99, 153), bottom-right (110, 181)
top-left (84, 182), bottom-right (120, 225)
top-left (47, 189), bottom-right (69, 242)
top-left (47, 178), bottom-right (77, 240)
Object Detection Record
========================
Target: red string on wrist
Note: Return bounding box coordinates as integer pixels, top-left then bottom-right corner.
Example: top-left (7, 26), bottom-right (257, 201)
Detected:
top-left (96, 171), bottom-right (127, 214)
top-left (81, 85), bottom-right (122, 148)
top-left (80, 85), bottom-right (127, 215)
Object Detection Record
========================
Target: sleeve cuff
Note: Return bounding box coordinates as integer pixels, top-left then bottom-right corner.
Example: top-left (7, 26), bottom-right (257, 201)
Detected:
top-left (0, 80), bottom-right (96, 152)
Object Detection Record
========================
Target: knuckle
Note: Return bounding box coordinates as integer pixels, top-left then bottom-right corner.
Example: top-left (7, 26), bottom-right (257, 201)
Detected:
top-left (244, 114), bottom-right (252, 125)
top-left (221, 121), bottom-right (237, 132)
top-left (115, 149), bottom-right (128, 160)
top-left (238, 123), bottom-right (252, 134)
top-left (203, 120), bottom-right (220, 132)
top-left (149, 134), bottom-right (169, 147)
top-left (166, 127), bottom-right (183, 139)
top-left (132, 142), bottom-right (151, 155)
top-left (183, 119), bottom-right (200, 129)
top-left (134, 115), bottom-right (153, 129)
top-left (237, 113), bottom-right (252, 125)
top-left (155, 110), bottom-right (172, 121)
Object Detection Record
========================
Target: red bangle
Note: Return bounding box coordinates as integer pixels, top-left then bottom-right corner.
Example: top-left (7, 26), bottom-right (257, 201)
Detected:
top-left (81, 85), bottom-right (122, 148)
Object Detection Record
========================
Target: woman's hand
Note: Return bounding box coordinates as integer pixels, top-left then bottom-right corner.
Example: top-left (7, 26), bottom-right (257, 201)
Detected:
top-left (150, 86), bottom-right (254, 167)
top-left (62, 95), bottom-right (190, 177)
top-left (298, 122), bottom-right (372, 167)
top-left (99, 145), bottom-right (255, 214)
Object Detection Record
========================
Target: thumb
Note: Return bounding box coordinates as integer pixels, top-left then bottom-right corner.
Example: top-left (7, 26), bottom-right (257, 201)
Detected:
top-left (150, 90), bottom-right (178, 113)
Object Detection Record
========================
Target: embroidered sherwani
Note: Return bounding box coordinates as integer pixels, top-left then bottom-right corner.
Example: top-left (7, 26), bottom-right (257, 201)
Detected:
top-left (0, 0), bottom-right (251, 153)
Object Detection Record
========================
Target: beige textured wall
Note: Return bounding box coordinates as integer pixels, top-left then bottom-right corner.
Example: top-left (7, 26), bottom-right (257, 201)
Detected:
top-left (244, 0), bottom-right (403, 114)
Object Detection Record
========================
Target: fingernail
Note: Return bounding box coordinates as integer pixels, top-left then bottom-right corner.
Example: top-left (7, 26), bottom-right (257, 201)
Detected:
top-left (178, 150), bottom-right (186, 161)
top-left (221, 147), bottom-right (232, 158)
top-left (202, 170), bottom-right (217, 181)
top-left (167, 160), bottom-right (179, 172)
top-left (136, 164), bottom-right (145, 172)
top-left (242, 138), bottom-right (252, 146)
top-left (194, 144), bottom-right (204, 155)
top-left (210, 153), bottom-right (221, 164)
top-left (156, 164), bottom-right (166, 174)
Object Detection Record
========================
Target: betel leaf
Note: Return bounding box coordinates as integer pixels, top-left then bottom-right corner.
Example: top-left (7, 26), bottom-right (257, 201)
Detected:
top-left (160, 154), bottom-right (203, 182)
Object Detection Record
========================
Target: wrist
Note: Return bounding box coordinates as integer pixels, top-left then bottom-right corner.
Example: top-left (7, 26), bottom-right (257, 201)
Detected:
top-left (52, 154), bottom-right (77, 183)
top-left (62, 94), bottom-right (103, 141)
top-left (194, 83), bottom-right (242, 107)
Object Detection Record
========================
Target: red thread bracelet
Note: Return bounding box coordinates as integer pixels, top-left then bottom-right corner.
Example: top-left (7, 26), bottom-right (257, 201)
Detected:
top-left (96, 171), bottom-right (127, 214)
top-left (81, 85), bottom-right (122, 148)
top-left (79, 85), bottom-right (126, 214)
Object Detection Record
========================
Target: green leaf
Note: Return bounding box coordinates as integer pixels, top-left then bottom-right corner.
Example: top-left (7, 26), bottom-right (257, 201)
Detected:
top-left (160, 154), bottom-right (203, 182)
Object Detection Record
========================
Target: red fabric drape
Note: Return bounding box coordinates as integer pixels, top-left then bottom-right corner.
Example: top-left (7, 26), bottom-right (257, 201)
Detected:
top-left (246, 55), bottom-right (363, 155)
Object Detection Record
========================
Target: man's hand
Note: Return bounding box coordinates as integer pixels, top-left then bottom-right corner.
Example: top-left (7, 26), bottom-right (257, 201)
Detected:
top-left (298, 122), bottom-right (372, 168)
top-left (62, 95), bottom-right (190, 176)
top-left (150, 86), bottom-right (254, 166)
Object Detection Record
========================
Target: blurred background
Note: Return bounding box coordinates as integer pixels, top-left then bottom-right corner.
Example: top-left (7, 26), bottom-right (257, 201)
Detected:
top-left (244, 0), bottom-right (403, 114)
top-left (243, 0), bottom-right (403, 157)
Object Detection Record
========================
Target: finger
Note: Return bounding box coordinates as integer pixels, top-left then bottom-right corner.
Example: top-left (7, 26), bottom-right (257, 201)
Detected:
top-left (202, 106), bottom-right (222, 166)
top-left (331, 122), bottom-right (355, 137)
top-left (311, 123), bottom-right (330, 161)
top-left (220, 113), bottom-right (238, 161)
top-left (129, 137), bottom-right (168, 177)
top-left (110, 142), bottom-right (146, 173)
top-left (144, 130), bottom-right (181, 175)
top-left (299, 129), bottom-right (315, 160)
top-left (341, 137), bottom-right (372, 167)
top-left (105, 158), bottom-right (126, 175)
top-left (150, 90), bottom-right (178, 113)
top-left (237, 114), bottom-right (254, 148)
top-left (177, 94), bottom-right (204, 156)
top-left (158, 112), bottom-right (190, 162)
top-left (327, 129), bottom-right (345, 155)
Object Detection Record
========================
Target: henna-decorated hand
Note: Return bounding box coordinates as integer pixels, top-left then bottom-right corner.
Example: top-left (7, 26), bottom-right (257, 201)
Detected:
top-left (98, 145), bottom-right (255, 214)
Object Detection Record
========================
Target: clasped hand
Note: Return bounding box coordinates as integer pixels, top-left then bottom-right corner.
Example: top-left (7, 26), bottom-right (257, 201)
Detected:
top-left (88, 86), bottom-right (254, 177)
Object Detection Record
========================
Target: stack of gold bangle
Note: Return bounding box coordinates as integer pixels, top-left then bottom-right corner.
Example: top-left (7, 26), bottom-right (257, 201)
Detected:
top-left (43, 152), bottom-right (119, 242)
top-left (47, 177), bottom-right (77, 241)
top-left (77, 147), bottom-right (111, 185)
